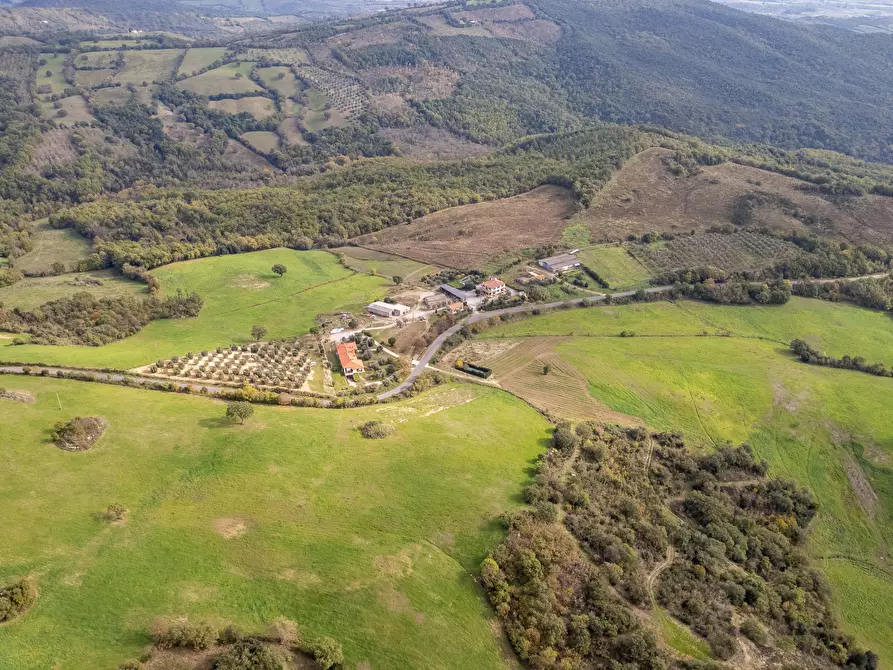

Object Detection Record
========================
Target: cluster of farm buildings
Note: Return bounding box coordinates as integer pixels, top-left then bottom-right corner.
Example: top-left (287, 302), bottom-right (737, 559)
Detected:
top-left (335, 251), bottom-right (583, 378)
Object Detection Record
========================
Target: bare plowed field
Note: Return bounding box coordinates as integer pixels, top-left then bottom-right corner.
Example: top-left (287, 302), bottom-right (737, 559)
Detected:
top-left (577, 147), bottom-right (893, 246)
top-left (356, 185), bottom-right (576, 269)
top-left (447, 337), bottom-right (641, 424)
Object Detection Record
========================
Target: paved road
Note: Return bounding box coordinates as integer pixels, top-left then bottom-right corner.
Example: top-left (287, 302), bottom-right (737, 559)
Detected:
top-left (376, 285), bottom-right (673, 400)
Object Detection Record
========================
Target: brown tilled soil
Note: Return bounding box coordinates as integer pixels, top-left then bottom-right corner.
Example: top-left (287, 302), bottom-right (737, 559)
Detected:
top-left (446, 337), bottom-right (641, 424)
top-left (578, 147), bottom-right (893, 245)
top-left (356, 185), bottom-right (576, 269)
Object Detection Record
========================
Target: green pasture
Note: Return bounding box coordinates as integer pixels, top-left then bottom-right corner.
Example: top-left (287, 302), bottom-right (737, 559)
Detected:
top-left (75, 51), bottom-right (118, 69)
top-left (113, 49), bottom-right (183, 85)
top-left (178, 47), bottom-right (227, 76)
top-left (0, 377), bottom-right (548, 670)
top-left (2, 249), bottom-right (388, 369)
top-left (577, 245), bottom-right (652, 289)
top-left (240, 130), bottom-right (280, 151)
top-left (485, 297), bottom-right (893, 362)
top-left (178, 61), bottom-right (262, 96)
top-left (35, 54), bottom-right (68, 99)
top-left (14, 222), bottom-right (92, 274)
top-left (257, 65), bottom-right (303, 97)
top-left (0, 270), bottom-right (145, 311)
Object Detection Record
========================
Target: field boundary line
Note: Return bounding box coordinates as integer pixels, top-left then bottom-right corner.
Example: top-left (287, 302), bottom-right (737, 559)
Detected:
top-left (214, 271), bottom-right (361, 316)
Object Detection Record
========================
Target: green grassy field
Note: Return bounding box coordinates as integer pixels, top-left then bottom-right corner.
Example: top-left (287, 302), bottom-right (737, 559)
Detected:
top-left (178, 61), bottom-right (262, 96)
top-left (484, 300), bottom-right (893, 661)
top-left (74, 69), bottom-right (114, 89)
top-left (333, 247), bottom-right (433, 281)
top-left (209, 97), bottom-right (276, 120)
top-left (113, 49), bottom-right (183, 85)
top-left (178, 47), bottom-right (227, 76)
top-left (35, 54), bottom-right (68, 100)
top-left (2, 249), bottom-right (388, 369)
top-left (75, 51), bottom-right (118, 69)
top-left (256, 65), bottom-right (303, 97)
top-left (240, 130), bottom-right (280, 151)
top-left (302, 89), bottom-right (347, 131)
top-left (577, 245), bottom-right (652, 289)
top-left (0, 377), bottom-right (548, 670)
top-left (89, 86), bottom-right (132, 105)
top-left (41, 95), bottom-right (95, 124)
top-left (14, 222), bottom-right (92, 274)
top-left (485, 297), bottom-right (893, 362)
top-left (0, 270), bottom-right (145, 311)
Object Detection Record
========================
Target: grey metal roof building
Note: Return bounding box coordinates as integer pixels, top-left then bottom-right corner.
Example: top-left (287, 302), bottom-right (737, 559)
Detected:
top-left (538, 253), bottom-right (581, 273)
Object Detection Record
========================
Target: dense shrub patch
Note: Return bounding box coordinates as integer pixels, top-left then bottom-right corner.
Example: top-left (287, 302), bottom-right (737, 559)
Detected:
top-left (0, 290), bottom-right (203, 346)
top-left (359, 420), bottom-right (394, 439)
top-left (0, 580), bottom-right (36, 623)
top-left (52, 416), bottom-right (107, 451)
top-left (484, 424), bottom-right (875, 668)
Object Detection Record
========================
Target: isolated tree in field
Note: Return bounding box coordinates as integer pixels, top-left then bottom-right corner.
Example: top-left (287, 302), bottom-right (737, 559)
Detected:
top-left (251, 324), bottom-right (267, 341)
top-left (387, 337), bottom-right (397, 347)
top-left (226, 401), bottom-right (254, 425)
top-left (271, 264), bottom-right (287, 277)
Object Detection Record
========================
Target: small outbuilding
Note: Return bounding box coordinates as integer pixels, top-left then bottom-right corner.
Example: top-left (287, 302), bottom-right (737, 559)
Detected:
top-left (367, 301), bottom-right (411, 318)
top-left (423, 294), bottom-right (450, 310)
top-left (538, 253), bottom-right (581, 274)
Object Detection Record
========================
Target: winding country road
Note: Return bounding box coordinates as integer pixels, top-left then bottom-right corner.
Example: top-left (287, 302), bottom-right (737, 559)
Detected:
top-left (376, 285), bottom-right (673, 400)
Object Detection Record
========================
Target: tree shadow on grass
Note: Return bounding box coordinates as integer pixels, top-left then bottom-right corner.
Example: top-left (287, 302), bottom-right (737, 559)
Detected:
top-left (198, 416), bottom-right (232, 429)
